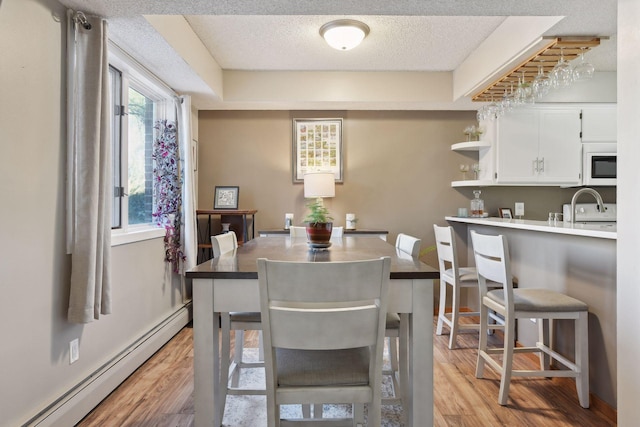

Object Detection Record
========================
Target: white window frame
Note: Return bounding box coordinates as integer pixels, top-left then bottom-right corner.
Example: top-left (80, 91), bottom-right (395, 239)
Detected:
top-left (108, 42), bottom-right (176, 246)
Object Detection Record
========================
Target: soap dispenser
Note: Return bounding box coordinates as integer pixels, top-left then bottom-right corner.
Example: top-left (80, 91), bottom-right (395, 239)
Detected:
top-left (471, 190), bottom-right (484, 217)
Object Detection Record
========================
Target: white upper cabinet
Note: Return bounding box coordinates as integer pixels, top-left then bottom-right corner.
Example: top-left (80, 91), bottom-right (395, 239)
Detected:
top-left (451, 103), bottom-right (615, 188)
top-left (538, 109), bottom-right (583, 184)
top-left (495, 107), bottom-right (582, 185)
top-left (581, 104), bottom-right (617, 142)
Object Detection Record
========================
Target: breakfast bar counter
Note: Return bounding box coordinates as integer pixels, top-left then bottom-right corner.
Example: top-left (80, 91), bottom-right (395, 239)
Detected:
top-left (446, 217), bottom-right (617, 408)
top-left (446, 216), bottom-right (616, 239)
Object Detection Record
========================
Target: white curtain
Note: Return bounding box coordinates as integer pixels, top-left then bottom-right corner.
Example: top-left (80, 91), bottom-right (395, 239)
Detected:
top-left (66, 10), bottom-right (112, 323)
top-left (177, 95), bottom-right (198, 274)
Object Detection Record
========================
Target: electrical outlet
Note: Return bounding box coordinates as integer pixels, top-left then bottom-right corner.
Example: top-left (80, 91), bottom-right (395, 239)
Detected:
top-left (530, 318), bottom-right (537, 324)
top-left (515, 202), bottom-right (525, 217)
top-left (69, 339), bottom-right (79, 364)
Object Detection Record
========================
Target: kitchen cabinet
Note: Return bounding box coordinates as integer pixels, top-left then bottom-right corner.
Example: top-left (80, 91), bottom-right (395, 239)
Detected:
top-left (581, 104), bottom-right (617, 142)
top-left (495, 107), bottom-right (582, 185)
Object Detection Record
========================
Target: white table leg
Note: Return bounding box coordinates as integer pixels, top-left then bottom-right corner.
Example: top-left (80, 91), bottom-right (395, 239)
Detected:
top-left (408, 278), bottom-right (434, 426)
top-left (194, 279), bottom-right (219, 427)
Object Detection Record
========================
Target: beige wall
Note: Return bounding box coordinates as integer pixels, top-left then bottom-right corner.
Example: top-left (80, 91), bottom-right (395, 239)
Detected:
top-left (198, 110), bottom-right (474, 265)
top-left (197, 110), bottom-right (616, 267)
top-left (0, 1), bottom-right (187, 424)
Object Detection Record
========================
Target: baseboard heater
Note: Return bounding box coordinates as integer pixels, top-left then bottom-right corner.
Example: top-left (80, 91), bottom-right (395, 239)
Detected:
top-left (23, 303), bottom-right (192, 427)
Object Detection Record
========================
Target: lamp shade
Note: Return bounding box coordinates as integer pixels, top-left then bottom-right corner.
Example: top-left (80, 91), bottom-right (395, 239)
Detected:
top-left (304, 172), bottom-right (335, 198)
top-left (320, 19), bottom-right (370, 51)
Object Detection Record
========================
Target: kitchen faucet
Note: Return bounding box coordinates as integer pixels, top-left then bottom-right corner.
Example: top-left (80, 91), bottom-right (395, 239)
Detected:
top-left (570, 188), bottom-right (605, 223)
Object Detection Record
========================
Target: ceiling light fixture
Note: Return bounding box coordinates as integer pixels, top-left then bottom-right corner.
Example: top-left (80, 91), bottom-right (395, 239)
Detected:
top-left (320, 19), bottom-right (370, 51)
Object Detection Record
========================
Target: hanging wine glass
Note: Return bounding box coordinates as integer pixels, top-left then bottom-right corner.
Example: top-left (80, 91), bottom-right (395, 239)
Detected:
top-left (500, 87), bottom-right (513, 114)
top-left (485, 97), bottom-right (499, 121)
top-left (573, 47), bottom-right (595, 82)
top-left (518, 70), bottom-right (534, 105)
top-left (550, 47), bottom-right (573, 88)
top-left (514, 75), bottom-right (524, 105)
top-left (509, 81), bottom-right (521, 108)
top-left (495, 98), bottom-right (505, 118)
top-left (532, 60), bottom-right (551, 100)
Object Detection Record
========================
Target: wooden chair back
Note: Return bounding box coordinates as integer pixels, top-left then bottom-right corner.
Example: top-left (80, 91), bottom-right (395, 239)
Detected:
top-left (211, 232), bottom-right (238, 257)
top-left (258, 258), bottom-right (390, 351)
top-left (470, 231), bottom-right (514, 308)
top-left (331, 226), bottom-right (344, 238)
top-left (395, 233), bottom-right (421, 257)
top-left (257, 257), bottom-right (390, 426)
top-left (288, 226), bottom-right (307, 238)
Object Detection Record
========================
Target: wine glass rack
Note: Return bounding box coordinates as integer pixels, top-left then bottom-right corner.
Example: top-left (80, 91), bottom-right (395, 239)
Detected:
top-left (471, 37), bottom-right (601, 102)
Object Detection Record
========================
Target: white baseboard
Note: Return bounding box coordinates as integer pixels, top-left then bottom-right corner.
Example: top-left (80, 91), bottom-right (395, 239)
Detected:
top-left (25, 304), bottom-right (191, 427)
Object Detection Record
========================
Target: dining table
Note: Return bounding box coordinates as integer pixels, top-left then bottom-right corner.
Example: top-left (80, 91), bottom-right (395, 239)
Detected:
top-left (185, 235), bottom-right (439, 427)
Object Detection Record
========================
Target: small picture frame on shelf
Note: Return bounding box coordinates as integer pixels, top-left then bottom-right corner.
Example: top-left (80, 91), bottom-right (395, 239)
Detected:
top-left (214, 186), bottom-right (239, 210)
top-left (499, 208), bottom-right (513, 219)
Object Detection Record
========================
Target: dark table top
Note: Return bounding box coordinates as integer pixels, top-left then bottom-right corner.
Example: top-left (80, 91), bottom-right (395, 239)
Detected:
top-left (259, 228), bottom-right (389, 235)
top-left (186, 236), bottom-right (438, 280)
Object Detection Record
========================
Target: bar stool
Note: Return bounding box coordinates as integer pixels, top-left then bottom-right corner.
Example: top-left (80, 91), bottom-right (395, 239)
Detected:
top-left (434, 225), bottom-right (505, 349)
top-left (470, 230), bottom-right (589, 408)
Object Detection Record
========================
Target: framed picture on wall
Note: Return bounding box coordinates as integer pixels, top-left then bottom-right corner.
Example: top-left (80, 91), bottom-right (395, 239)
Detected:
top-left (292, 118), bottom-right (343, 183)
top-left (499, 208), bottom-right (513, 219)
top-left (214, 186), bottom-right (239, 209)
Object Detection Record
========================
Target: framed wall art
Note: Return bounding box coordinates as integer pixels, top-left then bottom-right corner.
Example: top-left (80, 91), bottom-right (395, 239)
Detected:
top-left (214, 186), bottom-right (239, 210)
top-left (292, 118), bottom-right (343, 183)
top-left (499, 208), bottom-right (513, 219)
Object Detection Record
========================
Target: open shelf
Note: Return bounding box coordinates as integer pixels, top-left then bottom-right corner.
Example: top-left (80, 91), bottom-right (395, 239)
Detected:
top-left (451, 141), bottom-right (492, 152)
top-left (451, 180), bottom-right (493, 188)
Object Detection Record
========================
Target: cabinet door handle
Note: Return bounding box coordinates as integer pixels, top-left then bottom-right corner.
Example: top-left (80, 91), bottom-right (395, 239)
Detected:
top-left (539, 157), bottom-right (545, 173)
top-left (533, 158), bottom-right (539, 173)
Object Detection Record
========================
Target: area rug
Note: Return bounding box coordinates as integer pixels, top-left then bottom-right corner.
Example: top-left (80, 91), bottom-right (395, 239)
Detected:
top-left (221, 347), bottom-right (405, 426)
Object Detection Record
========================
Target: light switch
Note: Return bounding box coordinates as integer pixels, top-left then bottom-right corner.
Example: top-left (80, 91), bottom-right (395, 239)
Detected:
top-left (515, 202), bottom-right (525, 217)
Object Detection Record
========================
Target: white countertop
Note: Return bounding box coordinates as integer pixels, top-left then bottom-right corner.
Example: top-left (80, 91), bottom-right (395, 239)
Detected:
top-left (445, 216), bottom-right (617, 240)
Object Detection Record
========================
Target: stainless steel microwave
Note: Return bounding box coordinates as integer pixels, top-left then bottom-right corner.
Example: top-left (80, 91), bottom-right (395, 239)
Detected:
top-left (583, 143), bottom-right (617, 186)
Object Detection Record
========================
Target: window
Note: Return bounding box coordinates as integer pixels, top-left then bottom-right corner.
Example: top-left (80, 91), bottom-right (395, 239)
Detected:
top-left (108, 44), bottom-right (175, 244)
top-left (125, 86), bottom-right (154, 225)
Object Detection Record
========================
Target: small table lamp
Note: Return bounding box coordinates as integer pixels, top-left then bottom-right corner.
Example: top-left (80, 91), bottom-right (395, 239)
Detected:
top-left (303, 172), bottom-right (335, 202)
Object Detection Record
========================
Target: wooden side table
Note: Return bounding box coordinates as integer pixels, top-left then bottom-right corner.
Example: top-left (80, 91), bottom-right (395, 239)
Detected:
top-left (196, 209), bottom-right (257, 262)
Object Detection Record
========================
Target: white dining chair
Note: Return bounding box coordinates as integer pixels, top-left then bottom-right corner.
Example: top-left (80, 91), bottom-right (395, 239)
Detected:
top-left (383, 233), bottom-right (421, 409)
top-left (470, 230), bottom-right (590, 408)
top-left (211, 231), bottom-right (238, 257)
top-left (395, 233), bottom-right (421, 257)
top-left (212, 232), bottom-right (265, 422)
top-left (289, 225), bottom-right (307, 238)
top-left (257, 257), bottom-right (390, 427)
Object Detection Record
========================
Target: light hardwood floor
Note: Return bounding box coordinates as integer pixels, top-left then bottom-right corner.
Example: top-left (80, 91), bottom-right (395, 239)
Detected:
top-left (76, 318), bottom-right (616, 426)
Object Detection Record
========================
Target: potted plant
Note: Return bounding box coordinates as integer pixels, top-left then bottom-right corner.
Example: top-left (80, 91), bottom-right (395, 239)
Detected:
top-left (304, 199), bottom-right (333, 244)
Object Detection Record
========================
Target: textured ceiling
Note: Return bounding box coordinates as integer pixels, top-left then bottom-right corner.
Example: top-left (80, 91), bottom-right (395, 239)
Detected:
top-left (56, 0), bottom-right (617, 109)
top-left (184, 15), bottom-right (506, 71)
